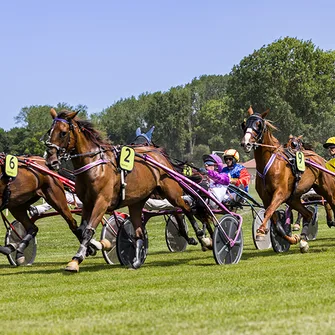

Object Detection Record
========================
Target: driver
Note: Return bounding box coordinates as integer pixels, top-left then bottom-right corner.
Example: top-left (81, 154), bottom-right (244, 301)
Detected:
top-left (221, 149), bottom-right (250, 192)
top-left (323, 137), bottom-right (335, 172)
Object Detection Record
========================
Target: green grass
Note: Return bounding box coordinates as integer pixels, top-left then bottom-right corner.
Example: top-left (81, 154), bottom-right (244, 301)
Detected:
top-left (1, 197), bottom-right (335, 334)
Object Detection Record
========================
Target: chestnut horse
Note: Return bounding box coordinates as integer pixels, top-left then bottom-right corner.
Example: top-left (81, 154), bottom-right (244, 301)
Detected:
top-left (241, 107), bottom-right (335, 252)
top-left (285, 135), bottom-right (334, 229)
top-left (0, 154), bottom-right (79, 264)
top-left (44, 109), bottom-right (207, 272)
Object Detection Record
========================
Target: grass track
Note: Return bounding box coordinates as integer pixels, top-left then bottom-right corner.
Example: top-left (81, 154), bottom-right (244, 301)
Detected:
top-left (0, 198), bottom-right (335, 334)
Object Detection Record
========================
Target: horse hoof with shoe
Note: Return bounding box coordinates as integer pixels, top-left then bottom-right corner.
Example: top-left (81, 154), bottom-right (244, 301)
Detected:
top-left (256, 227), bottom-right (269, 241)
top-left (100, 239), bottom-right (113, 251)
top-left (199, 236), bottom-right (212, 250)
top-left (300, 239), bottom-right (309, 253)
top-left (65, 260), bottom-right (79, 272)
top-left (16, 252), bottom-right (25, 266)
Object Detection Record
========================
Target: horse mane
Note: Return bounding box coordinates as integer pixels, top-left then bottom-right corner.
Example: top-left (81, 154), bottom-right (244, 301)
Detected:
top-left (264, 119), bottom-right (281, 147)
top-left (58, 110), bottom-right (111, 147)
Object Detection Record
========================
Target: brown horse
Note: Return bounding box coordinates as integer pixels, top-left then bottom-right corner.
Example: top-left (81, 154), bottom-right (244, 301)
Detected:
top-left (0, 154), bottom-right (80, 264)
top-left (285, 135), bottom-right (334, 230)
top-left (240, 107), bottom-right (335, 252)
top-left (44, 109), bottom-right (207, 271)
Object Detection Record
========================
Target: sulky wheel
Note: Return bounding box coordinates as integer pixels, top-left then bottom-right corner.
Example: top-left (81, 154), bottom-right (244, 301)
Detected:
top-left (252, 208), bottom-right (271, 250)
top-left (100, 214), bottom-right (124, 265)
top-left (165, 214), bottom-right (188, 252)
top-left (6, 220), bottom-right (37, 266)
top-left (116, 218), bottom-right (148, 268)
top-left (306, 205), bottom-right (318, 241)
top-left (270, 209), bottom-right (291, 253)
top-left (213, 214), bottom-right (243, 265)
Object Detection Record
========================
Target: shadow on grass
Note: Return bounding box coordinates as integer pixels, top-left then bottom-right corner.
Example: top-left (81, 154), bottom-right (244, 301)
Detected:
top-left (0, 262), bottom-right (126, 275)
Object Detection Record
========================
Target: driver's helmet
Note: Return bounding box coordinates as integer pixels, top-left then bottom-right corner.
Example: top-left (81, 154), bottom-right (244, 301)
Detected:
top-left (202, 154), bottom-right (223, 172)
top-left (223, 149), bottom-right (240, 165)
top-left (323, 137), bottom-right (335, 149)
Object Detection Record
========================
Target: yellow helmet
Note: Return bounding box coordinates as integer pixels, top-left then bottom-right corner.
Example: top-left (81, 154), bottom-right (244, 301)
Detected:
top-left (223, 149), bottom-right (240, 163)
top-left (323, 137), bottom-right (335, 148)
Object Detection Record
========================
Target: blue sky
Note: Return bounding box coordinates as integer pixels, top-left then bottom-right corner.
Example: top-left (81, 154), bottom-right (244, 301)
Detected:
top-left (1, 1), bottom-right (334, 130)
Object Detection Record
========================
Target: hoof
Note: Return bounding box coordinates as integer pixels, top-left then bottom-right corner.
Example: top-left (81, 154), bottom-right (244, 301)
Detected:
top-left (16, 254), bottom-right (25, 266)
top-left (65, 260), bottom-right (79, 273)
top-left (100, 239), bottom-right (113, 251)
top-left (187, 237), bottom-right (198, 246)
top-left (327, 221), bottom-right (335, 228)
top-left (300, 239), bottom-right (309, 253)
top-left (201, 245), bottom-right (208, 252)
top-left (292, 224), bottom-right (300, 231)
top-left (255, 233), bottom-right (266, 241)
top-left (132, 260), bottom-right (141, 269)
top-left (256, 228), bottom-right (269, 241)
top-left (199, 236), bottom-right (212, 248)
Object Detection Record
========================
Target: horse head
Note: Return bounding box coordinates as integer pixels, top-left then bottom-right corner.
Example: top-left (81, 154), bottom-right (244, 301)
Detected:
top-left (286, 135), bottom-right (304, 151)
top-left (44, 108), bottom-right (79, 170)
top-left (286, 135), bottom-right (313, 152)
top-left (240, 106), bottom-right (270, 153)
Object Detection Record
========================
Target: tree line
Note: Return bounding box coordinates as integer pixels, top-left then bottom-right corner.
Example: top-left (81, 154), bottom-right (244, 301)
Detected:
top-left (2, 37), bottom-right (335, 166)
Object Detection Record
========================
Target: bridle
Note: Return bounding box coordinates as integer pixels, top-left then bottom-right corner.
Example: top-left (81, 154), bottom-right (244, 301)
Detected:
top-left (243, 114), bottom-right (266, 142)
top-left (242, 114), bottom-right (267, 151)
top-left (44, 117), bottom-right (76, 161)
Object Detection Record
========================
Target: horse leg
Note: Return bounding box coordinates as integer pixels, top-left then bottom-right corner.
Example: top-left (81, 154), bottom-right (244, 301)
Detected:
top-left (288, 199), bottom-right (314, 252)
top-left (174, 213), bottom-right (198, 246)
top-left (324, 203), bottom-right (335, 228)
top-left (1, 208), bottom-right (39, 265)
top-left (43, 188), bottom-right (81, 241)
top-left (313, 183), bottom-right (335, 228)
top-left (128, 201), bottom-right (146, 269)
top-left (65, 202), bottom-right (107, 272)
top-left (258, 192), bottom-right (300, 244)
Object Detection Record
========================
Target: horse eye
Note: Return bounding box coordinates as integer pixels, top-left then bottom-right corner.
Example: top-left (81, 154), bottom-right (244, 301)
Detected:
top-left (60, 131), bottom-right (67, 138)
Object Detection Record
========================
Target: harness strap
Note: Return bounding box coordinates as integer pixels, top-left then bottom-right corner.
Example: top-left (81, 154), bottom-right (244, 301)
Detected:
top-left (72, 159), bottom-right (110, 175)
top-left (256, 153), bottom-right (277, 186)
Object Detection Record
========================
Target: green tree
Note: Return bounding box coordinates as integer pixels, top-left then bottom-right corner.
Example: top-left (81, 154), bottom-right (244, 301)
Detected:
top-left (227, 37), bottom-right (335, 151)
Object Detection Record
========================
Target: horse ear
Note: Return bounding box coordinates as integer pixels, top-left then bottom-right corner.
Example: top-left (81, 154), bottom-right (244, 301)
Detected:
top-left (289, 134), bottom-right (293, 139)
top-left (67, 111), bottom-right (79, 120)
top-left (50, 108), bottom-right (57, 119)
top-left (298, 135), bottom-right (303, 140)
top-left (247, 106), bottom-right (254, 115)
top-left (261, 109), bottom-right (270, 119)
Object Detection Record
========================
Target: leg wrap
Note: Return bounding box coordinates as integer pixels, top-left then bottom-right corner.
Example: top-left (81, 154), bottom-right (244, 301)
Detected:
top-left (132, 239), bottom-right (144, 269)
top-left (73, 227), bottom-right (96, 263)
top-left (275, 222), bottom-right (287, 238)
top-left (300, 219), bottom-right (310, 239)
top-left (82, 227), bottom-right (95, 244)
top-left (16, 226), bottom-right (38, 254)
top-left (189, 218), bottom-right (202, 236)
top-left (0, 244), bottom-right (15, 255)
